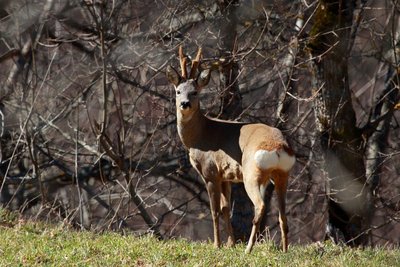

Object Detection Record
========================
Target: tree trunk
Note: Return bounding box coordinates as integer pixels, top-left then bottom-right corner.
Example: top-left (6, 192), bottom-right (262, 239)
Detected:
top-left (366, 66), bottom-right (399, 195)
top-left (308, 0), bottom-right (371, 245)
top-left (215, 0), bottom-right (254, 242)
top-left (217, 0), bottom-right (242, 121)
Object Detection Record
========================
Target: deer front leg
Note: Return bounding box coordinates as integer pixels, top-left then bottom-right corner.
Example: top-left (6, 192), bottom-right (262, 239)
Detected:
top-left (221, 181), bottom-right (235, 247)
top-left (206, 181), bottom-right (221, 248)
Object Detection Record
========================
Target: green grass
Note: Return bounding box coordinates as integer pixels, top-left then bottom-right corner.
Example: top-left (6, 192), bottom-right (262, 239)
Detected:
top-left (0, 210), bottom-right (399, 266)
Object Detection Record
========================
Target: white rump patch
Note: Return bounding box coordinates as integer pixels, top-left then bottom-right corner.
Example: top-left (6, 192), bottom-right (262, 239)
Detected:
top-left (254, 149), bottom-right (295, 172)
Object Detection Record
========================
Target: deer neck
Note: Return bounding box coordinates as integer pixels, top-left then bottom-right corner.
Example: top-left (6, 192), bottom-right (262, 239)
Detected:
top-left (176, 107), bottom-right (207, 149)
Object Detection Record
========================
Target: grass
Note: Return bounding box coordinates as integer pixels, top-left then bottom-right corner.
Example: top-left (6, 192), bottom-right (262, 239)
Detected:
top-left (0, 209), bottom-right (399, 266)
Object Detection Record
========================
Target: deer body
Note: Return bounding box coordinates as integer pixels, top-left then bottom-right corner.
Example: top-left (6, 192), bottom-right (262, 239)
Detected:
top-left (167, 47), bottom-right (295, 253)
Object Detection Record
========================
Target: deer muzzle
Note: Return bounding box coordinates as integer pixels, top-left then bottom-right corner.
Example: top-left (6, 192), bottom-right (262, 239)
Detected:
top-left (180, 101), bottom-right (191, 109)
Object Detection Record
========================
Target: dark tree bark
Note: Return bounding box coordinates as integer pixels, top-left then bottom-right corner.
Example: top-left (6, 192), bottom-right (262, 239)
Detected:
top-left (215, 0), bottom-right (254, 242)
top-left (308, 0), bottom-right (371, 245)
top-left (366, 66), bottom-right (399, 195)
top-left (216, 0), bottom-right (242, 120)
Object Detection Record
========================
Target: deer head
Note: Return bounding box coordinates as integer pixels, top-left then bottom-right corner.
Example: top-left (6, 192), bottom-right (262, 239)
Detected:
top-left (166, 46), bottom-right (211, 119)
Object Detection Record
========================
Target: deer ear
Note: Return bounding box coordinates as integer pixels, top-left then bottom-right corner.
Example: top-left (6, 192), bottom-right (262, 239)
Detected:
top-left (166, 65), bottom-right (181, 86)
top-left (197, 69), bottom-right (211, 88)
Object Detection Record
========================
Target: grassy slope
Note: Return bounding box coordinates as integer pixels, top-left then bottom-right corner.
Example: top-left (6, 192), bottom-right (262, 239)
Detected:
top-left (0, 211), bottom-right (398, 266)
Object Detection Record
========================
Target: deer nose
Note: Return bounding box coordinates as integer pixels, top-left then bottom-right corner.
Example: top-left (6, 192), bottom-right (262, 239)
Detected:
top-left (180, 101), bottom-right (191, 109)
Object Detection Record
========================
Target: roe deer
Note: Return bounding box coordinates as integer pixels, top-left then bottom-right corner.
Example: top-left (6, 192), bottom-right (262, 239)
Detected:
top-left (166, 46), bottom-right (296, 253)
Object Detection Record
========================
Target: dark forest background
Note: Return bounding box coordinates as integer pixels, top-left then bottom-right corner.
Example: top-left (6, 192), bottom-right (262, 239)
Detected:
top-left (0, 0), bottom-right (399, 247)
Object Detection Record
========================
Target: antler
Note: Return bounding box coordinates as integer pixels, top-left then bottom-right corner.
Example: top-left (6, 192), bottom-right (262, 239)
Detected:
top-left (178, 46), bottom-right (202, 80)
top-left (179, 45), bottom-right (188, 79)
top-left (189, 47), bottom-right (202, 79)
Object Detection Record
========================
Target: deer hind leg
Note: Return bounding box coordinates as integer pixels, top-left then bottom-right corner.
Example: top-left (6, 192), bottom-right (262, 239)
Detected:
top-left (273, 170), bottom-right (289, 252)
top-left (220, 181), bottom-right (235, 247)
top-left (206, 181), bottom-right (222, 248)
top-left (243, 173), bottom-right (266, 254)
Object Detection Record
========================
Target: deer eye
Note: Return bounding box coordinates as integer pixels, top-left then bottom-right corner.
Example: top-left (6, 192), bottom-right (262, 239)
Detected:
top-left (176, 90), bottom-right (181, 95)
